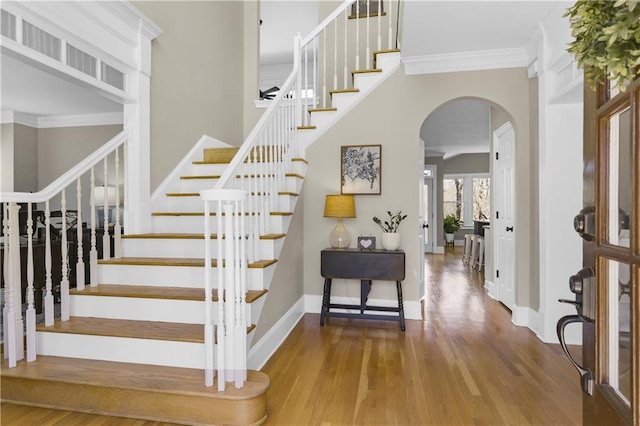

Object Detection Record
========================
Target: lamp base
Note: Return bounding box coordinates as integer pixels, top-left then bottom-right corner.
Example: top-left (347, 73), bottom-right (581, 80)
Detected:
top-left (329, 218), bottom-right (351, 249)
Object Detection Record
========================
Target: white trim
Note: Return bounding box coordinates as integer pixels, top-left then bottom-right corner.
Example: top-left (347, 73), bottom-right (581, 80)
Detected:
top-left (1, 111), bottom-right (38, 127)
top-left (305, 294), bottom-right (422, 321)
top-left (38, 112), bottom-right (123, 128)
top-left (511, 305), bottom-right (539, 334)
top-left (484, 279), bottom-right (497, 300)
top-left (432, 245), bottom-right (445, 254)
top-left (247, 297), bottom-right (305, 370)
top-left (402, 48), bottom-right (529, 75)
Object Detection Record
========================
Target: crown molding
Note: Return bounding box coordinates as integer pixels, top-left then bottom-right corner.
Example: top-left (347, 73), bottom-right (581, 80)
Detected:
top-left (1, 111), bottom-right (123, 128)
top-left (402, 48), bottom-right (529, 75)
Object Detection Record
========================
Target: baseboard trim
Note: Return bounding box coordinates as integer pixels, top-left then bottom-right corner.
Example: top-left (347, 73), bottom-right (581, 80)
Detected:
top-left (511, 305), bottom-right (539, 335)
top-left (304, 294), bottom-right (421, 321)
top-left (484, 279), bottom-right (496, 300)
top-left (433, 246), bottom-right (445, 254)
top-left (247, 296), bottom-right (305, 371)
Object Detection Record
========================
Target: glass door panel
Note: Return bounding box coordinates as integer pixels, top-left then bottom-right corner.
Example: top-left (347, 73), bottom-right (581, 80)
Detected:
top-left (607, 107), bottom-right (631, 247)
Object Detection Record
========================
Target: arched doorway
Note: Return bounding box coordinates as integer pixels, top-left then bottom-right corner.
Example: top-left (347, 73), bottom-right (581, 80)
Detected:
top-left (419, 97), bottom-right (517, 315)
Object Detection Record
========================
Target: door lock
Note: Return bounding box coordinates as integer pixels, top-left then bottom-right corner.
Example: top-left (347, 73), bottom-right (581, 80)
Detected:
top-left (574, 206), bottom-right (595, 241)
top-left (556, 266), bottom-right (596, 396)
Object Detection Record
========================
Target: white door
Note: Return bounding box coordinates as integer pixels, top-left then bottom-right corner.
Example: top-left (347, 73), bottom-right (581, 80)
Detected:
top-left (423, 177), bottom-right (434, 253)
top-left (494, 122), bottom-right (516, 311)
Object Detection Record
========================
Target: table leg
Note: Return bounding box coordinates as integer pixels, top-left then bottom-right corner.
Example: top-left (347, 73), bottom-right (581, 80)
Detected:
top-left (396, 280), bottom-right (406, 331)
top-left (360, 280), bottom-right (372, 313)
top-left (320, 278), bottom-right (332, 326)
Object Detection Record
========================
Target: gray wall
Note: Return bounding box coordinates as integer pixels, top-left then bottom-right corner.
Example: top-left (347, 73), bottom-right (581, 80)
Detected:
top-left (14, 124), bottom-right (38, 192)
top-left (133, 1), bottom-right (246, 192)
top-left (304, 66), bottom-right (535, 311)
top-left (443, 153), bottom-right (490, 175)
top-left (1, 123), bottom-right (15, 191)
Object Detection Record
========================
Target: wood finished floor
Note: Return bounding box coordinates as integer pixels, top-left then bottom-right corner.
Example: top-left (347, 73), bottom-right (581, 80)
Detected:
top-left (1, 247), bottom-right (582, 425)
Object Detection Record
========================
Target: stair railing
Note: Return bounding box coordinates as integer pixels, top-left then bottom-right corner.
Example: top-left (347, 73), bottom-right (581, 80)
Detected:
top-left (1, 130), bottom-right (128, 367)
top-left (199, 0), bottom-right (402, 390)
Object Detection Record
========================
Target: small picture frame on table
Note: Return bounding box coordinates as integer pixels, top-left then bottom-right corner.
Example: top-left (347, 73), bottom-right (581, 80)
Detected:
top-left (357, 236), bottom-right (376, 251)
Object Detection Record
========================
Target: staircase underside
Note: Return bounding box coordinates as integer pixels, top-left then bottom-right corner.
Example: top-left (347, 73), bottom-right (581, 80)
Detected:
top-left (1, 356), bottom-right (269, 425)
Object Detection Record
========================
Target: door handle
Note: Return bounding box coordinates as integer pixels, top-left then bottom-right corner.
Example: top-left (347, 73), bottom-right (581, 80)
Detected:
top-left (423, 223), bottom-right (429, 229)
top-left (573, 206), bottom-right (595, 241)
top-left (556, 315), bottom-right (594, 396)
top-left (505, 226), bottom-right (513, 232)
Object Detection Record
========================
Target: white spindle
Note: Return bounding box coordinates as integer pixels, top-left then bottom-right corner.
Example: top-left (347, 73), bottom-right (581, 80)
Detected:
top-left (223, 202), bottom-right (235, 385)
top-left (90, 168), bottom-right (98, 287)
top-left (356, 0), bottom-right (360, 71)
top-left (60, 190), bottom-right (70, 321)
top-left (322, 28), bottom-right (327, 109)
top-left (377, 0), bottom-right (382, 51)
top-left (5, 204), bottom-right (17, 367)
top-left (216, 198), bottom-right (225, 391)
top-left (102, 158), bottom-right (110, 260)
top-left (304, 45), bottom-right (309, 126)
top-left (334, 19), bottom-right (338, 91)
top-left (44, 201), bottom-right (54, 326)
top-left (2, 204), bottom-right (9, 360)
top-left (239, 197), bottom-right (248, 383)
top-left (313, 36), bottom-right (318, 110)
top-left (9, 203), bottom-right (24, 360)
top-left (76, 178), bottom-right (85, 291)
top-left (203, 200), bottom-right (214, 387)
top-left (114, 146), bottom-right (122, 258)
top-left (388, 0), bottom-right (393, 49)
top-left (26, 203), bottom-right (36, 361)
top-left (366, 0), bottom-right (371, 69)
top-left (344, 9), bottom-right (348, 89)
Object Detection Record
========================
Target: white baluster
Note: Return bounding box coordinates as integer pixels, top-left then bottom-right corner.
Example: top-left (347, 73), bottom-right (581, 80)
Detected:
top-left (294, 33), bottom-right (303, 128)
top-left (322, 28), bottom-right (327, 109)
top-left (102, 158), bottom-right (110, 260)
top-left (44, 200), bottom-right (54, 326)
top-left (60, 190), bottom-right (70, 321)
top-left (233, 199), bottom-right (243, 389)
top-left (377, 0), bottom-right (382, 51)
top-left (90, 168), bottom-right (98, 287)
top-left (216, 199), bottom-right (225, 392)
top-left (388, 0), bottom-right (393, 50)
top-left (366, 0), bottom-right (371, 69)
top-left (2, 204), bottom-right (9, 360)
top-left (344, 8), bottom-right (348, 89)
top-left (26, 203), bottom-right (36, 361)
top-left (9, 204), bottom-right (24, 360)
top-left (313, 36), bottom-right (317, 110)
top-left (76, 178), bottom-right (85, 291)
top-left (356, 0), bottom-right (360, 70)
top-left (222, 202), bottom-right (235, 385)
top-left (304, 44), bottom-right (309, 126)
top-left (334, 18), bottom-right (338, 91)
top-left (5, 204), bottom-right (17, 367)
top-left (203, 200), bottom-right (214, 387)
top-left (114, 146), bottom-right (122, 258)
top-left (239, 198), bottom-right (248, 383)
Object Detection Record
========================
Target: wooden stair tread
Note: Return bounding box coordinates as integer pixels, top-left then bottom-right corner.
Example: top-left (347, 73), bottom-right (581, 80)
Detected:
top-left (165, 191), bottom-right (298, 197)
top-left (70, 284), bottom-right (268, 304)
top-left (180, 174), bottom-right (221, 179)
top-left (308, 107), bottom-right (337, 113)
top-left (352, 68), bottom-right (382, 74)
top-left (36, 317), bottom-right (205, 342)
top-left (98, 257), bottom-right (277, 268)
top-left (292, 157), bottom-right (308, 164)
top-left (202, 147), bottom-right (239, 163)
top-left (1, 355), bottom-right (269, 399)
top-left (297, 125), bottom-right (316, 130)
top-left (330, 88), bottom-right (360, 96)
top-left (123, 232), bottom-right (286, 240)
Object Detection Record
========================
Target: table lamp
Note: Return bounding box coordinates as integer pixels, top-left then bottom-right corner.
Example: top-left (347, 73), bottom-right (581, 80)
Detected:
top-left (323, 194), bottom-right (356, 249)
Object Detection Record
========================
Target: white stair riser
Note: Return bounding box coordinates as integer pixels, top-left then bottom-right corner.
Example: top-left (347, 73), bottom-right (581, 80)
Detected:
top-left (70, 295), bottom-right (260, 326)
top-left (98, 263), bottom-right (276, 291)
top-left (330, 92), bottom-right (359, 111)
top-left (161, 194), bottom-right (297, 213)
top-left (376, 52), bottom-right (401, 71)
top-left (151, 215), bottom-right (291, 234)
top-left (122, 237), bottom-right (284, 260)
top-left (353, 72), bottom-right (384, 92)
top-left (309, 111), bottom-right (337, 128)
top-left (37, 332), bottom-right (207, 368)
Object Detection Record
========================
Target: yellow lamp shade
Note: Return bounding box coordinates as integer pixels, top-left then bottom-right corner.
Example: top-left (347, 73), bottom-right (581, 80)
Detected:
top-left (323, 194), bottom-right (356, 218)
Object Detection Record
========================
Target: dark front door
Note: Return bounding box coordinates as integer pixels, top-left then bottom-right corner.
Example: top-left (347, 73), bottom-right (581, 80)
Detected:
top-left (579, 77), bottom-right (639, 424)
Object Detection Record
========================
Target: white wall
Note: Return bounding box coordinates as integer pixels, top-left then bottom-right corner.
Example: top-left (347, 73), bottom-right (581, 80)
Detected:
top-left (1, 123), bottom-right (14, 191)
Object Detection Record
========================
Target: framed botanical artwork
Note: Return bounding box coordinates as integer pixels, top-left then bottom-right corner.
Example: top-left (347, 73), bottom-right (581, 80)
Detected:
top-left (341, 144), bottom-right (381, 195)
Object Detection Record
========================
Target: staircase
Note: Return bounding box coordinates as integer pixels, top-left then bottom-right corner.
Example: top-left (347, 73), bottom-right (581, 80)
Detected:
top-left (1, 1), bottom-right (402, 424)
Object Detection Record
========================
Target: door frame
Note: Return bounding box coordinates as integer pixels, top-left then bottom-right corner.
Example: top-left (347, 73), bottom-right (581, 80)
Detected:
top-left (423, 166), bottom-right (436, 254)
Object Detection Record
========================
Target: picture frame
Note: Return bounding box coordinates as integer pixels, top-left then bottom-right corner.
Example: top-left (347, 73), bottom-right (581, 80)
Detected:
top-left (350, 0), bottom-right (384, 18)
top-left (341, 144), bottom-right (382, 195)
top-left (357, 236), bottom-right (376, 250)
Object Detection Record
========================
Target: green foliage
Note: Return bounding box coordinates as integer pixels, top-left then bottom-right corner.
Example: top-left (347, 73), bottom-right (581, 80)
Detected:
top-left (565, 0), bottom-right (640, 91)
top-left (373, 210), bottom-right (407, 233)
top-left (443, 214), bottom-right (463, 234)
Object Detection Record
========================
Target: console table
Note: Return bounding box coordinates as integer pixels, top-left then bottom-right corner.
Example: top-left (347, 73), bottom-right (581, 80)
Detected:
top-left (320, 248), bottom-right (406, 331)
